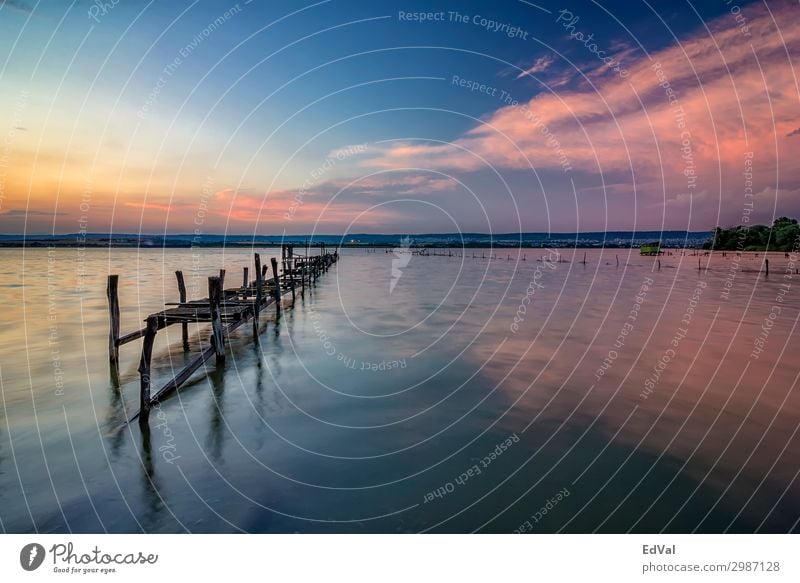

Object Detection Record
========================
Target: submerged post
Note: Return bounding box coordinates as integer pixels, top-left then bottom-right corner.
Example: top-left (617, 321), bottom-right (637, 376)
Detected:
top-left (270, 257), bottom-right (282, 307)
top-left (107, 275), bottom-right (120, 367)
top-left (175, 271), bottom-right (189, 351)
top-left (208, 276), bottom-right (225, 364)
top-left (138, 315), bottom-right (159, 421)
top-left (242, 267), bottom-right (249, 288)
top-left (765, 258), bottom-right (769, 277)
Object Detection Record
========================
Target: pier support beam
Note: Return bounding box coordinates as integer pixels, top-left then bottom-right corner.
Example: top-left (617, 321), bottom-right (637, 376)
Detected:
top-left (175, 271), bottom-right (189, 351)
top-left (253, 254), bottom-right (262, 339)
top-left (287, 259), bottom-right (296, 303)
top-left (271, 257), bottom-right (282, 308)
top-left (138, 315), bottom-right (159, 421)
top-left (208, 276), bottom-right (225, 365)
top-left (242, 267), bottom-right (249, 289)
top-left (107, 275), bottom-right (120, 367)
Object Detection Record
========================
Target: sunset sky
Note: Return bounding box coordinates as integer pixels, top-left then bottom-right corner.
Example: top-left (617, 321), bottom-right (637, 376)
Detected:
top-left (0, 0), bottom-right (797, 235)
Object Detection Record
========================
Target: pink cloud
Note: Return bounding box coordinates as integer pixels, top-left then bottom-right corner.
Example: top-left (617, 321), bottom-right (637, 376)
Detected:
top-left (516, 54), bottom-right (555, 78)
top-left (364, 1), bottom-right (800, 226)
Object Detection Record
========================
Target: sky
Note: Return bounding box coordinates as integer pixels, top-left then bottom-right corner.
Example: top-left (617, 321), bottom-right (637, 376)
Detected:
top-left (0, 0), bottom-right (797, 236)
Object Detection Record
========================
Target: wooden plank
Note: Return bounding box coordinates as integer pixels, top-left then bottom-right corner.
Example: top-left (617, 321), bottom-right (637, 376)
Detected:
top-left (118, 327), bottom-right (147, 345)
top-left (107, 275), bottom-right (120, 366)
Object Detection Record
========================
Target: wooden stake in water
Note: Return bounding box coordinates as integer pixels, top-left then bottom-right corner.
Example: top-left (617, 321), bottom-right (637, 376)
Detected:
top-left (271, 257), bottom-right (282, 307)
top-left (137, 315), bottom-right (159, 421)
top-left (208, 276), bottom-right (225, 365)
top-left (107, 275), bottom-right (120, 366)
top-left (253, 254), bottom-right (262, 338)
top-left (175, 270), bottom-right (189, 351)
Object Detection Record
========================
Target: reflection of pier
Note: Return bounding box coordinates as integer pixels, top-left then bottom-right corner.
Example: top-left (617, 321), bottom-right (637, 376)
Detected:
top-left (106, 245), bottom-right (338, 424)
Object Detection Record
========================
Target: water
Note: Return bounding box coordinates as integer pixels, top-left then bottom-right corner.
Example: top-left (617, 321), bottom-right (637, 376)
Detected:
top-left (0, 247), bottom-right (798, 533)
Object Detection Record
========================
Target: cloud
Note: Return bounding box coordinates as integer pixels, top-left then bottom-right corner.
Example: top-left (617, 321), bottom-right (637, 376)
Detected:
top-left (120, 173), bottom-right (460, 231)
top-left (516, 55), bottom-right (554, 78)
top-left (0, 209), bottom-right (66, 217)
top-left (363, 0), bottom-right (800, 227)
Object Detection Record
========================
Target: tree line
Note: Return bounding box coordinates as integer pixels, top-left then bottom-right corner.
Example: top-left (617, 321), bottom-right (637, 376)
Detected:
top-left (703, 217), bottom-right (800, 251)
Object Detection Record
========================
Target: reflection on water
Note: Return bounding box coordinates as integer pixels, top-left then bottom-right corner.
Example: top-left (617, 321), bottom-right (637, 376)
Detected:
top-left (0, 247), bottom-right (798, 533)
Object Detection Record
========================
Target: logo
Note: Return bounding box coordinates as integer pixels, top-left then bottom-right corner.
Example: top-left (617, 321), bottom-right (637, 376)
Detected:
top-left (390, 236), bottom-right (413, 294)
top-left (20, 543), bottom-right (46, 571)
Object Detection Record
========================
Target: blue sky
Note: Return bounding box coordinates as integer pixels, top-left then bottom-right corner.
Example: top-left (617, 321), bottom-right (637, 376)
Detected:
top-left (0, 0), bottom-right (797, 235)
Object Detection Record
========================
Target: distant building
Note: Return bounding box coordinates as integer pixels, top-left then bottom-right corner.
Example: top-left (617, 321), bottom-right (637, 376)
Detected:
top-left (640, 241), bottom-right (662, 255)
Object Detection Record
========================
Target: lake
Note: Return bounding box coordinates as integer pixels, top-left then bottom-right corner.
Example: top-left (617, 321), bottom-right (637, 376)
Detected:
top-left (0, 246), bottom-right (798, 533)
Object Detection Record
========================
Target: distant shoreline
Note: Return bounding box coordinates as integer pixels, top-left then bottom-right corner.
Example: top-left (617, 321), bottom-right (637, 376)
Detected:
top-left (0, 241), bottom-right (707, 249)
top-left (0, 230), bottom-right (711, 249)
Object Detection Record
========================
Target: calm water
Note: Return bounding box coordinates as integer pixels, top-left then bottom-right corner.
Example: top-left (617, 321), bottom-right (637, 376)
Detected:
top-left (0, 246), bottom-right (798, 533)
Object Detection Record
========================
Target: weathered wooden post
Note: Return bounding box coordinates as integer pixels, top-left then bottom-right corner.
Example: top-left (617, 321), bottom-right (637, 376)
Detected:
top-left (219, 269), bottom-right (226, 288)
top-left (175, 271), bottom-right (189, 351)
top-left (270, 257), bottom-right (282, 307)
top-left (107, 275), bottom-right (120, 367)
top-left (138, 315), bottom-right (159, 421)
top-left (253, 253), bottom-right (262, 338)
top-left (262, 264), bottom-right (268, 278)
top-left (299, 259), bottom-right (305, 297)
top-left (208, 276), bottom-right (225, 364)
top-left (242, 267), bottom-right (249, 288)
top-left (286, 258), bottom-right (296, 303)
top-left (765, 258), bottom-right (769, 277)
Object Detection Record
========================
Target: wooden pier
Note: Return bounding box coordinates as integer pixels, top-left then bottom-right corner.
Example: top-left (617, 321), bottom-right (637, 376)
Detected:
top-left (107, 245), bottom-right (338, 424)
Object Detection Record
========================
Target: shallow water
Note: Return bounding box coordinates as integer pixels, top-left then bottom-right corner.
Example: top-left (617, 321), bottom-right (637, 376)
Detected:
top-left (0, 246), bottom-right (798, 533)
